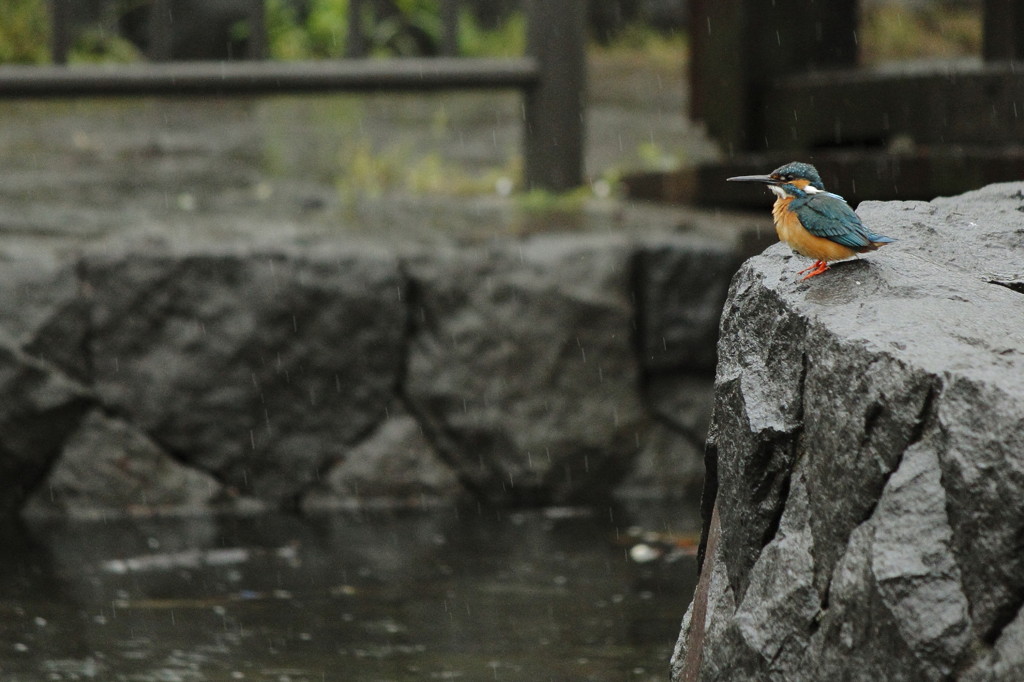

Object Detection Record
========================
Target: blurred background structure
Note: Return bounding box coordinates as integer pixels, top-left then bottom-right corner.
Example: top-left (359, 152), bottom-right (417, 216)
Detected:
top-left (676, 0), bottom-right (1024, 207)
top-left (3, 1), bottom-right (1015, 206)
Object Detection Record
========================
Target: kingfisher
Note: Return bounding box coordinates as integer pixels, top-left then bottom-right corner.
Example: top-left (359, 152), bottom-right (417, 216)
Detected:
top-left (727, 162), bottom-right (895, 280)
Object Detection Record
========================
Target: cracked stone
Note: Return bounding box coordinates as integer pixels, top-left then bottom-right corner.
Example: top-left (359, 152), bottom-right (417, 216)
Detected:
top-left (404, 234), bottom-right (647, 504)
top-left (301, 402), bottom-right (463, 510)
top-left (83, 245), bottom-right (406, 504)
top-left (0, 331), bottom-right (93, 516)
top-left (22, 409), bottom-right (222, 519)
top-left (674, 183), bottom-right (1024, 681)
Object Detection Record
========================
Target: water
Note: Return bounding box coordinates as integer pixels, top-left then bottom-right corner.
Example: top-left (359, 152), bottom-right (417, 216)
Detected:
top-left (0, 505), bottom-right (698, 681)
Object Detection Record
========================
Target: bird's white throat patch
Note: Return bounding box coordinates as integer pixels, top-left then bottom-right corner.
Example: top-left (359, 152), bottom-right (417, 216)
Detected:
top-left (769, 185), bottom-right (787, 198)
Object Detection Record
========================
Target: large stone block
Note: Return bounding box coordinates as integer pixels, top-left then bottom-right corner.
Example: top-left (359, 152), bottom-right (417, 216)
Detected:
top-left (22, 409), bottom-right (222, 519)
top-left (0, 332), bottom-right (93, 515)
top-left (674, 183), bottom-right (1024, 680)
top-left (404, 234), bottom-right (646, 504)
top-left (301, 401), bottom-right (463, 510)
top-left (82, 245), bottom-right (406, 504)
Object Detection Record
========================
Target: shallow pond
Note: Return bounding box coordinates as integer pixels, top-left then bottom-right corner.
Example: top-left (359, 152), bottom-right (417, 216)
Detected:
top-left (0, 505), bottom-right (698, 681)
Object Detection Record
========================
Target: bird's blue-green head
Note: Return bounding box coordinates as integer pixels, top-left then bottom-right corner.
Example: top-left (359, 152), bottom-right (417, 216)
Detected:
top-left (768, 162), bottom-right (825, 191)
top-left (726, 161), bottom-right (828, 198)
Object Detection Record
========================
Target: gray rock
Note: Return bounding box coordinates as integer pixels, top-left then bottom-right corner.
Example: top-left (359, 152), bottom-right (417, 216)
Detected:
top-left (82, 244), bottom-right (406, 504)
top-left (404, 234), bottom-right (646, 504)
top-left (615, 419), bottom-right (705, 500)
top-left (962, 606), bottom-right (1024, 681)
top-left (22, 409), bottom-right (222, 519)
top-left (645, 372), bottom-right (715, 444)
top-left (804, 444), bottom-right (971, 682)
top-left (0, 332), bottom-right (93, 516)
top-left (675, 183), bottom-right (1024, 680)
top-left (634, 236), bottom-right (742, 374)
top-left (0, 219), bottom-right (743, 515)
top-left (301, 402), bottom-right (464, 510)
top-left (0, 257), bottom-right (90, 382)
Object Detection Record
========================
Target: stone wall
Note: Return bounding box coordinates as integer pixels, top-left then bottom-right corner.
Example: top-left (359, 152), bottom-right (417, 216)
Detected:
top-left (672, 183), bottom-right (1024, 680)
top-left (4, 231), bottom-right (740, 519)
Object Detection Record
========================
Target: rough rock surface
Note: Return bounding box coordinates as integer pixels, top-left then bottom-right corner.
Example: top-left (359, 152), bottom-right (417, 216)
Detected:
top-left (672, 182), bottom-right (1024, 681)
top-left (404, 234), bottom-right (645, 504)
top-left (1, 229), bottom-right (733, 517)
top-left (301, 401), bottom-right (462, 510)
top-left (0, 332), bottom-right (93, 516)
top-left (82, 245), bottom-right (407, 505)
top-left (23, 409), bottom-right (222, 519)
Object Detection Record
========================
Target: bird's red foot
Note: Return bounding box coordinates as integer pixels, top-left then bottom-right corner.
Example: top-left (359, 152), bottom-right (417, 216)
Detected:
top-left (798, 260), bottom-right (829, 280)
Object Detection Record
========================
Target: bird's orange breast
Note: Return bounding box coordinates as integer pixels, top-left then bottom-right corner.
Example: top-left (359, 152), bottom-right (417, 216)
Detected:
top-left (772, 197), bottom-right (857, 263)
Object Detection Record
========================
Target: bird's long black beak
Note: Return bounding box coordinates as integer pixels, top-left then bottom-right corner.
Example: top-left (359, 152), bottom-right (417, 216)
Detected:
top-left (726, 174), bottom-right (778, 184)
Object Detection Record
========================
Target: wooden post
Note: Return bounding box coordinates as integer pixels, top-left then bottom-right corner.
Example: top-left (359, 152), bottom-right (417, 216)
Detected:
top-left (984, 0), bottom-right (1024, 61)
top-left (441, 0), bottom-right (459, 57)
top-left (147, 0), bottom-right (174, 61)
top-left (49, 0), bottom-right (71, 64)
top-left (247, 0), bottom-right (268, 60)
top-left (523, 0), bottom-right (586, 191)
top-left (345, 0), bottom-right (368, 57)
top-left (689, 0), bottom-right (858, 153)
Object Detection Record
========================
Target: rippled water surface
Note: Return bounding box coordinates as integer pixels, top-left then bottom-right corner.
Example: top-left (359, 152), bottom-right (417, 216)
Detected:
top-left (0, 506), bottom-right (698, 681)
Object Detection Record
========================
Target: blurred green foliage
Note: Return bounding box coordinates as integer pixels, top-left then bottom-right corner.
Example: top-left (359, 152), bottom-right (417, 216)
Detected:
top-left (0, 0), bottom-right (49, 64)
top-left (0, 0), bottom-right (986, 66)
top-left (860, 3), bottom-right (981, 63)
top-left (266, 0), bottom-right (523, 59)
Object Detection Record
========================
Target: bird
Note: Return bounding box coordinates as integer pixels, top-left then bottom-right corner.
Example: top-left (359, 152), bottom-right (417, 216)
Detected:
top-left (727, 162), bottom-right (895, 280)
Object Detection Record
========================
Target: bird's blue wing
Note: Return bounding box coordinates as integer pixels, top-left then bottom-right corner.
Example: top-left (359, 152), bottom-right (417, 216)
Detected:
top-left (791, 193), bottom-right (873, 249)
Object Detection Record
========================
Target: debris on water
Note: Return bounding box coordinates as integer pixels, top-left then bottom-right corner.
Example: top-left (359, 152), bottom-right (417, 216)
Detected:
top-left (620, 527), bottom-right (700, 564)
top-left (629, 543), bottom-right (661, 563)
top-left (100, 544), bottom-right (299, 574)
